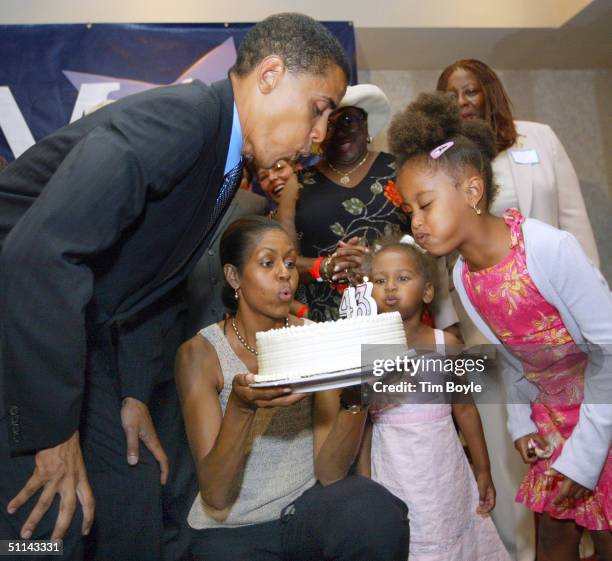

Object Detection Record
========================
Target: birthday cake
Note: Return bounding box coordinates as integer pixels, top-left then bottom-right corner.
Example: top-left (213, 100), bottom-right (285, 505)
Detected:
top-left (254, 312), bottom-right (406, 382)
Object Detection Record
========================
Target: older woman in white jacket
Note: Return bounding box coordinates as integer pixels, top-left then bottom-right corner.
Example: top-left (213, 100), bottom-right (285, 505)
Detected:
top-left (438, 60), bottom-right (598, 266)
top-left (438, 59), bottom-right (601, 561)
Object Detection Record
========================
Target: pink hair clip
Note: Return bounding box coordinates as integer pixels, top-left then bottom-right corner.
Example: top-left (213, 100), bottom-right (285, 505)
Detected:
top-left (430, 141), bottom-right (454, 159)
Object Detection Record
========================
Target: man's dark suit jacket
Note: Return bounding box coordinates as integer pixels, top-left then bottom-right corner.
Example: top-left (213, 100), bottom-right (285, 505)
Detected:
top-left (0, 78), bottom-right (235, 454)
top-left (186, 189), bottom-right (267, 337)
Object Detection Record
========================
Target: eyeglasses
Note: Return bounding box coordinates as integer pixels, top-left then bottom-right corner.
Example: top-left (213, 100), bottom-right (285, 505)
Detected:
top-left (328, 109), bottom-right (367, 130)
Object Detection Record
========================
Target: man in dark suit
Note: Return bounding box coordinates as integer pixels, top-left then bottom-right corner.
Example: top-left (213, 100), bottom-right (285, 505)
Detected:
top-left (0, 13), bottom-right (348, 560)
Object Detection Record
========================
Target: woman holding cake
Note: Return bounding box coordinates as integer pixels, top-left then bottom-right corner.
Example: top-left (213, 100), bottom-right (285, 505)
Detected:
top-left (175, 218), bottom-right (409, 561)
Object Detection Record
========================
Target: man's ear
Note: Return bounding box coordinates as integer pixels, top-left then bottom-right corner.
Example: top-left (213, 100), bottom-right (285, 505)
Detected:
top-left (257, 55), bottom-right (286, 95)
top-left (224, 264), bottom-right (240, 290)
top-left (423, 282), bottom-right (434, 305)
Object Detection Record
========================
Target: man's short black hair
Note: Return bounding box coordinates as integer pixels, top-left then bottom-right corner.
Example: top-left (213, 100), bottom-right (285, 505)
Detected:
top-left (232, 13), bottom-right (351, 82)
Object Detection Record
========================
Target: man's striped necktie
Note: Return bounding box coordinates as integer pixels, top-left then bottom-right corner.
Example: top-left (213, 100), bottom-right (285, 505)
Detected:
top-left (211, 157), bottom-right (243, 225)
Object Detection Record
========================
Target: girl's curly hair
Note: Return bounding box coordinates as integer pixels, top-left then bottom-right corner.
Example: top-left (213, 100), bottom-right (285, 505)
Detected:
top-left (388, 92), bottom-right (499, 206)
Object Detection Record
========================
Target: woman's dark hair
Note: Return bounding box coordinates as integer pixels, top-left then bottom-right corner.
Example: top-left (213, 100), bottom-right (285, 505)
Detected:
top-left (436, 59), bottom-right (518, 152)
top-left (388, 92), bottom-right (499, 207)
top-left (219, 217), bottom-right (289, 313)
top-left (232, 13), bottom-right (350, 83)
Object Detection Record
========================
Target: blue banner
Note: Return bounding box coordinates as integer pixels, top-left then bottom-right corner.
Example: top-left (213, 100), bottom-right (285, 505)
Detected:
top-left (0, 22), bottom-right (357, 162)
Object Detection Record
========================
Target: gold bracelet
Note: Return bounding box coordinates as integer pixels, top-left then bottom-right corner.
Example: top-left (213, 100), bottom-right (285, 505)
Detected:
top-left (321, 255), bottom-right (333, 283)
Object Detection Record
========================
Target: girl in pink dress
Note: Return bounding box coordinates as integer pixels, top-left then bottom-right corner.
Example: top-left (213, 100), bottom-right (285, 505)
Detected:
top-left (387, 92), bottom-right (612, 561)
top-left (358, 238), bottom-right (510, 561)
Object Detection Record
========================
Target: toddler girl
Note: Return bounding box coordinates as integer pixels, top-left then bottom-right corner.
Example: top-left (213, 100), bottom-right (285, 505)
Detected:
top-left (359, 237), bottom-right (510, 560)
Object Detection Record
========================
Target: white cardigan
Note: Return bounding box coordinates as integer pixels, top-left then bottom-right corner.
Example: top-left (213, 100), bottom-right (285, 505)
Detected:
top-left (496, 121), bottom-right (599, 267)
top-left (453, 218), bottom-right (612, 489)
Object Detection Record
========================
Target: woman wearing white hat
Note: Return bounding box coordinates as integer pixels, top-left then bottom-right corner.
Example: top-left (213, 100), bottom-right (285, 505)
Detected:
top-left (276, 84), bottom-right (408, 322)
top-left (277, 84), bottom-right (458, 330)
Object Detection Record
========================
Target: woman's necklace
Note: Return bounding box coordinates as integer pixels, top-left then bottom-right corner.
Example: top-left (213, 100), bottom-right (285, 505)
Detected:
top-left (326, 152), bottom-right (369, 185)
top-left (231, 316), bottom-right (290, 355)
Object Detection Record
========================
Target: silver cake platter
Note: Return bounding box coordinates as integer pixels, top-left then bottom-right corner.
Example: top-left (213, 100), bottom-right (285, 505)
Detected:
top-left (249, 364), bottom-right (377, 393)
top-left (250, 347), bottom-right (419, 394)
top-left (247, 354), bottom-right (422, 393)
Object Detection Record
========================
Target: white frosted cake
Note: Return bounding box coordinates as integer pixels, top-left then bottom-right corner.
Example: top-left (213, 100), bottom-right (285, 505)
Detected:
top-left (254, 312), bottom-right (406, 382)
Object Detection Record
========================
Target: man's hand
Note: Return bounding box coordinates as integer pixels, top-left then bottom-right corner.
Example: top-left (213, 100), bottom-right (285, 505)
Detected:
top-left (121, 397), bottom-right (169, 485)
top-left (7, 431), bottom-right (94, 540)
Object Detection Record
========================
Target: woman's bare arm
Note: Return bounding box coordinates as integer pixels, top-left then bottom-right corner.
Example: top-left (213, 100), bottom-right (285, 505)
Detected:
top-left (176, 335), bottom-right (304, 509)
top-left (312, 388), bottom-right (369, 485)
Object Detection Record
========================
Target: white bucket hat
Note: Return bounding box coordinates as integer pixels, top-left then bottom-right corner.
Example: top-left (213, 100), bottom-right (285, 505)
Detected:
top-left (338, 84), bottom-right (391, 138)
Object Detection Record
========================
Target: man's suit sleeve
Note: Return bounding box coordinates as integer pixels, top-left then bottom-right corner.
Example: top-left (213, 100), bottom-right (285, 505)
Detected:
top-left (0, 92), bottom-right (208, 453)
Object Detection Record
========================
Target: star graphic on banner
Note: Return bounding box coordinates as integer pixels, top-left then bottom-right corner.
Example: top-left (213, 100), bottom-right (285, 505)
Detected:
top-left (63, 37), bottom-right (237, 100)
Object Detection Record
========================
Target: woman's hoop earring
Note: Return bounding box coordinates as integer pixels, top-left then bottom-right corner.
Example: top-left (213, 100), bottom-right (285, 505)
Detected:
top-left (472, 204), bottom-right (482, 216)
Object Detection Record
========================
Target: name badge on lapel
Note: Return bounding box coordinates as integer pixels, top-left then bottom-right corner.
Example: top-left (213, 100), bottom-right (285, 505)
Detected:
top-left (511, 149), bottom-right (540, 165)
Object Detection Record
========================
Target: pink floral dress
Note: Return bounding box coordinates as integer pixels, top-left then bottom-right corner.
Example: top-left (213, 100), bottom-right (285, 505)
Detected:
top-left (462, 208), bottom-right (611, 531)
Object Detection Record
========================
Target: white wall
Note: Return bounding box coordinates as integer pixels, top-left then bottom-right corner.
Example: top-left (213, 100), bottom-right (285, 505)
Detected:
top-left (0, 0), bottom-right (588, 27)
